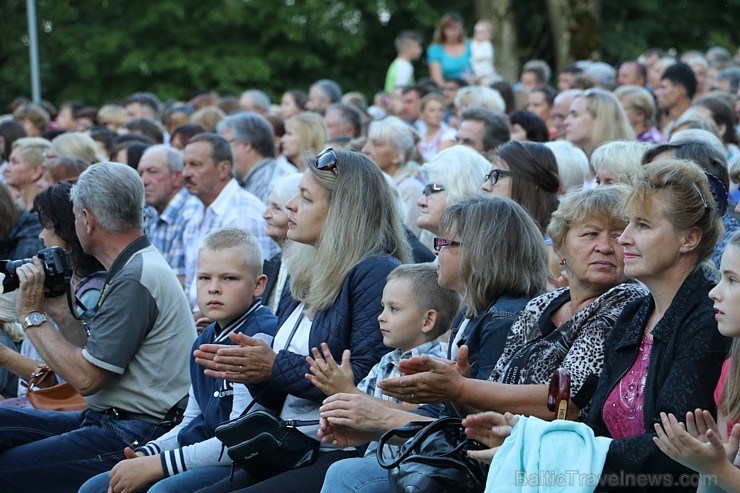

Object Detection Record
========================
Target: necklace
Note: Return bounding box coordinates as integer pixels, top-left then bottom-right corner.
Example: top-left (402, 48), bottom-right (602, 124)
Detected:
top-left (554, 301), bottom-right (572, 327)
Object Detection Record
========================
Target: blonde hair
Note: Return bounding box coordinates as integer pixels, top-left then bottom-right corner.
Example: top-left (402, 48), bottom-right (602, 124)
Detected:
top-left (590, 141), bottom-right (648, 186)
top-left (191, 106), bottom-right (226, 133)
top-left (547, 185), bottom-right (629, 257)
top-left (12, 137), bottom-right (51, 169)
top-left (285, 151), bottom-right (411, 316)
top-left (386, 263), bottom-right (462, 338)
top-left (97, 104), bottom-right (126, 130)
top-left (577, 89), bottom-right (634, 152)
top-left (51, 132), bottom-right (102, 165)
top-left (285, 113), bottom-right (328, 163)
top-left (615, 85), bottom-right (658, 127)
top-left (200, 227), bottom-right (263, 277)
top-left (440, 197), bottom-right (547, 317)
top-left (625, 158), bottom-right (722, 264)
top-left (0, 291), bottom-right (23, 343)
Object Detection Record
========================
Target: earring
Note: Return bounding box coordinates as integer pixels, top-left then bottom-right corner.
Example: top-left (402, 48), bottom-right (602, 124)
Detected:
top-left (559, 258), bottom-right (566, 266)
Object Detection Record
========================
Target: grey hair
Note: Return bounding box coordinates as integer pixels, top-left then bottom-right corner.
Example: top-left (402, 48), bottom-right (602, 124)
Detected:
top-left (70, 161), bottom-right (144, 232)
top-left (544, 141), bottom-right (589, 192)
top-left (269, 173), bottom-right (302, 214)
top-left (423, 146), bottom-right (488, 205)
top-left (591, 141), bottom-right (649, 186)
top-left (455, 86), bottom-right (505, 113)
top-left (217, 112), bottom-right (276, 158)
top-left (240, 90), bottom-right (271, 114)
top-left (367, 116), bottom-right (417, 163)
top-left (142, 144), bottom-right (183, 173)
top-left (312, 79), bottom-right (343, 104)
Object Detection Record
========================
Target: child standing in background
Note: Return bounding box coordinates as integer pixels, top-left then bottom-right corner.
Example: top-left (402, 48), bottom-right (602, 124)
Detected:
top-left (384, 31), bottom-right (424, 93)
top-left (470, 20), bottom-right (497, 85)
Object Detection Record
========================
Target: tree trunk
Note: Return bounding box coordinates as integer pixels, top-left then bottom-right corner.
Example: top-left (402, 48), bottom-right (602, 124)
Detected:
top-left (476, 0), bottom-right (519, 83)
top-left (546, 0), bottom-right (601, 72)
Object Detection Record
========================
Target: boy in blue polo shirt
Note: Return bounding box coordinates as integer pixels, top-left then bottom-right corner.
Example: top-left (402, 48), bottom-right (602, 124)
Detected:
top-left (79, 228), bottom-right (278, 493)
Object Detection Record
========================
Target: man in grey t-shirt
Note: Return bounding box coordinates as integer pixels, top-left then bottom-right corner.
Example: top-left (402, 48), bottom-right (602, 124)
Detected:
top-left (0, 162), bottom-right (196, 492)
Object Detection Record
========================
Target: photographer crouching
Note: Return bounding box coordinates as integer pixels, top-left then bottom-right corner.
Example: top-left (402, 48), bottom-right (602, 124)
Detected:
top-left (0, 162), bottom-right (197, 493)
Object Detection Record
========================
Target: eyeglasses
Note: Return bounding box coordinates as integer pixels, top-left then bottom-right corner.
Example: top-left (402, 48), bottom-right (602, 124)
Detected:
top-left (485, 169), bottom-right (511, 186)
top-left (433, 237), bottom-right (462, 252)
top-left (315, 147), bottom-right (338, 175)
top-left (422, 183), bottom-right (445, 196)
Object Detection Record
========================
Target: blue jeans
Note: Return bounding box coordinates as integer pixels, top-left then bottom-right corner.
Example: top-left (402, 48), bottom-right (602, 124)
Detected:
top-left (0, 407), bottom-right (168, 493)
top-left (320, 457), bottom-right (389, 493)
top-left (80, 466), bottom-right (232, 493)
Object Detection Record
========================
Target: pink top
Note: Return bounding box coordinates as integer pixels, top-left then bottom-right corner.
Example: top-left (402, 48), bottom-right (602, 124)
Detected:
top-left (603, 335), bottom-right (653, 440)
top-left (714, 358), bottom-right (738, 438)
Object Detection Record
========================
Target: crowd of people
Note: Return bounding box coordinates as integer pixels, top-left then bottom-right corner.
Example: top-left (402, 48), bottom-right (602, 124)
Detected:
top-left (1, 8), bottom-right (740, 493)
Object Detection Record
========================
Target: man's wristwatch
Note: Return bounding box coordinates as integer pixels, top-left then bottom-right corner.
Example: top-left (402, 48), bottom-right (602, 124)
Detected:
top-left (21, 312), bottom-right (47, 331)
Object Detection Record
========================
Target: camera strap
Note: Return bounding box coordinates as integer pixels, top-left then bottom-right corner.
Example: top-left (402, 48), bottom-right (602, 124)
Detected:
top-left (66, 235), bottom-right (152, 321)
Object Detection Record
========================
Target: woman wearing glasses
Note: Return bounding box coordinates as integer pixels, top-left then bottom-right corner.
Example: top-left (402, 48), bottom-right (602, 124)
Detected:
top-left (417, 145), bottom-right (489, 248)
top-left (380, 186), bottom-right (644, 420)
top-left (481, 140), bottom-right (559, 234)
top-left (318, 196), bottom-right (547, 493)
top-left (194, 149), bottom-right (411, 493)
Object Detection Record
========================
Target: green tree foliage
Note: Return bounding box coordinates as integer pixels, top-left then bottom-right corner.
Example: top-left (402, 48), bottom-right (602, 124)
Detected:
top-left (0, 0), bottom-right (473, 108)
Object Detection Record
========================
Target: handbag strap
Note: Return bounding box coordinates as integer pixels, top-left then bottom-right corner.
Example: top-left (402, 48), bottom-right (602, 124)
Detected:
top-left (23, 365), bottom-right (57, 389)
top-left (239, 308), bottom-right (306, 418)
top-left (377, 417), bottom-right (464, 470)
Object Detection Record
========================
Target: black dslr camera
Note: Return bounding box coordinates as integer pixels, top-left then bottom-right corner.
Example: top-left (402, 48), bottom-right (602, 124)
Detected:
top-left (0, 246), bottom-right (74, 297)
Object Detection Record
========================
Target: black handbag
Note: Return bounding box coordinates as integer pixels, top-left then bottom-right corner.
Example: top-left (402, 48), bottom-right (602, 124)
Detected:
top-left (214, 309), bottom-right (320, 481)
top-left (377, 417), bottom-right (489, 493)
top-left (214, 407), bottom-right (320, 481)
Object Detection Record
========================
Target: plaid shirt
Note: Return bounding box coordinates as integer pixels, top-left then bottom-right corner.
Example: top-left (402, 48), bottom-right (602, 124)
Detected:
top-left (358, 339), bottom-right (446, 458)
top-left (183, 179), bottom-right (279, 307)
top-left (240, 157), bottom-right (298, 203)
top-left (357, 339), bottom-right (446, 400)
top-left (147, 188), bottom-right (201, 277)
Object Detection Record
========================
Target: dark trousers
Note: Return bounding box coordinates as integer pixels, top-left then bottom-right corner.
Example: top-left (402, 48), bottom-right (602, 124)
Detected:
top-left (196, 450), bottom-right (359, 493)
top-left (0, 407), bottom-right (168, 493)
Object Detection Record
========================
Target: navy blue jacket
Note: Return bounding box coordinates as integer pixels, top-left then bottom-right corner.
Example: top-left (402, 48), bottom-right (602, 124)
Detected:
top-left (250, 255), bottom-right (400, 408)
top-left (448, 295), bottom-right (531, 381)
top-left (178, 302), bottom-right (278, 446)
top-left (417, 294), bottom-right (531, 419)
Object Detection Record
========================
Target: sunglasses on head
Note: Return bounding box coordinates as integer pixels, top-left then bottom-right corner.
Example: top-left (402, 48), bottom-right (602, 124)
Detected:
top-left (433, 237), bottom-right (462, 252)
top-left (315, 147), bottom-right (338, 175)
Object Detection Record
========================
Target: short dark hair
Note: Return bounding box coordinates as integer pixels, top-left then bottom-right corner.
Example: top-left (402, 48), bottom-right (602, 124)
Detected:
top-left (326, 103), bottom-right (363, 138)
top-left (509, 111), bottom-right (549, 143)
top-left (124, 92), bottom-right (162, 117)
top-left (661, 63), bottom-right (697, 100)
top-left (560, 64), bottom-right (583, 76)
top-left (694, 95), bottom-right (740, 146)
top-left (460, 106), bottom-right (511, 153)
top-left (716, 67), bottom-right (740, 94)
top-left (312, 79), bottom-right (342, 104)
top-left (644, 140), bottom-right (729, 190)
top-left (395, 31), bottom-right (422, 51)
top-left (189, 133), bottom-right (233, 167)
top-left (123, 117), bottom-right (165, 144)
top-left (620, 60), bottom-right (647, 83)
top-left (530, 85), bottom-right (557, 106)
